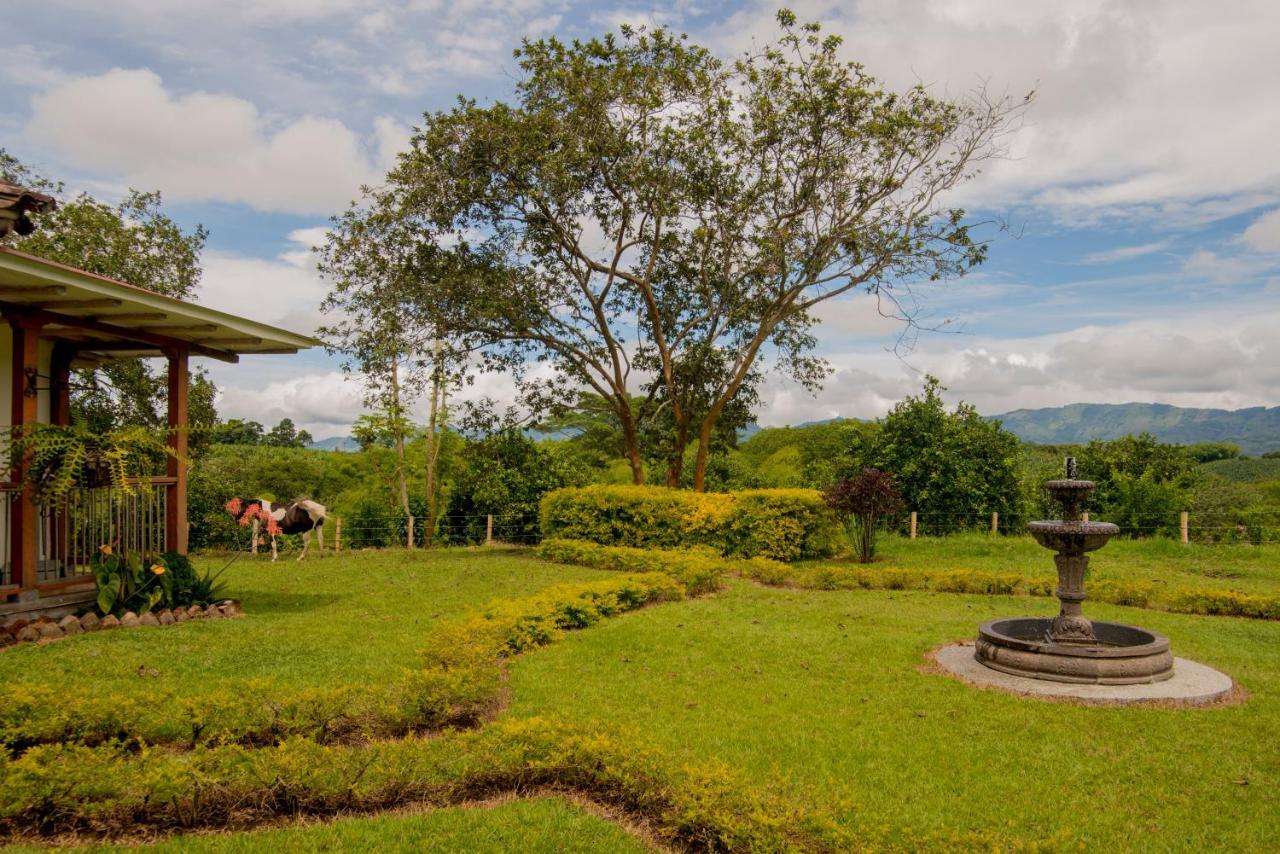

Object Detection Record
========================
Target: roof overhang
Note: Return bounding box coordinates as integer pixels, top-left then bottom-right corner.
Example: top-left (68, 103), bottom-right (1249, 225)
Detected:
top-left (0, 247), bottom-right (320, 365)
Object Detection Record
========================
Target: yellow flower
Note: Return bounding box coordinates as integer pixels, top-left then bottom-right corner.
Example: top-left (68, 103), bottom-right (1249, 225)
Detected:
top-left (151, 564), bottom-right (166, 575)
top-left (99, 544), bottom-right (113, 556)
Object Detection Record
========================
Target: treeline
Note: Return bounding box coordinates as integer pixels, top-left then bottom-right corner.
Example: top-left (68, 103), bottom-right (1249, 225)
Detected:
top-left (191, 378), bottom-right (1280, 550)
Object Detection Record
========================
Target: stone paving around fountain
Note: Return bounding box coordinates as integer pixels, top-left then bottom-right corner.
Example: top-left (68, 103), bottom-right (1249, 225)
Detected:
top-left (934, 642), bottom-right (1236, 705)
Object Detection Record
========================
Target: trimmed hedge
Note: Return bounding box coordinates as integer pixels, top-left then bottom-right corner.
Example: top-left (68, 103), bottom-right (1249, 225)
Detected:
top-left (0, 715), bottom-right (1025, 851)
top-left (728, 556), bottom-right (1280, 620)
top-left (539, 485), bottom-right (842, 562)
top-left (0, 573), bottom-right (685, 756)
top-left (536, 539), bottom-right (730, 596)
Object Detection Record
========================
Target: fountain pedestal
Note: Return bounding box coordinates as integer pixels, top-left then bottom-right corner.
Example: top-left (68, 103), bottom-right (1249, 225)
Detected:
top-left (973, 469), bottom-right (1174, 685)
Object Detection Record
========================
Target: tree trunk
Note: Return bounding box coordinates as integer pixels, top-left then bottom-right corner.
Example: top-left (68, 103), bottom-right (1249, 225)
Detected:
top-left (665, 418), bottom-right (688, 487)
top-left (424, 339), bottom-right (444, 547)
top-left (618, 399), bottom-right (645, 485)
top-left (692, 417), bottom-right (714, 492)
top-left (390, 360), bottom-right (410, 518)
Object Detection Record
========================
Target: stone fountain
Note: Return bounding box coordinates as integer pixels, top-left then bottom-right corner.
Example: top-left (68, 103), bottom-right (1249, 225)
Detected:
top-left (974, 458), bottom-right (1174, 685)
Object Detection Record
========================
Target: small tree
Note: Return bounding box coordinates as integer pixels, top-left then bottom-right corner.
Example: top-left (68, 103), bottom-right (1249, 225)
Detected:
top-left (823, 468), bottom-right (903, 563)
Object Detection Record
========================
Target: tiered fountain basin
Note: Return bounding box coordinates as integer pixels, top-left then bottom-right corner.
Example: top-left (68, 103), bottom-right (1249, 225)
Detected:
top-left (975, 618), bottom-right (1173, 685)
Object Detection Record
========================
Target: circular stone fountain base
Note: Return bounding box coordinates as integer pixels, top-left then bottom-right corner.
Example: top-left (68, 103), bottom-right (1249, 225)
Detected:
top-left (977, 617), bottom-right (1173, 684)
top-left (933, 643), bottom-right (1234, 705)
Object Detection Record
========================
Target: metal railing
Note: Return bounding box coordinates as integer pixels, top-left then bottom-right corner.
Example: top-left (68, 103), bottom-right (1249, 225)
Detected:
top-left (1, 479), bottom-right (169, 590)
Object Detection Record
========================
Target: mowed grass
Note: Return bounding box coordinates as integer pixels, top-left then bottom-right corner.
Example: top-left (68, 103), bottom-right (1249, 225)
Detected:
top-left (0, 548), bottom-right (616, 700)
top-left (812, 532), bottom-right (1280, 596)
top-left (508, 580), bottom-right (1280, 851)
top-left (4, 797), bottom-right (646, 854)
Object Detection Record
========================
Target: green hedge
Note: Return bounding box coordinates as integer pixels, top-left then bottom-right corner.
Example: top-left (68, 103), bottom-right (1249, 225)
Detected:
top-left (539, 485), bottom-right (842, 561)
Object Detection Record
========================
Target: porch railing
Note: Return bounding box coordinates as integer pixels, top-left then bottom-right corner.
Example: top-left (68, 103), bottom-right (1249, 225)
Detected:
top-left (0, 478), bottom-right (171, 591)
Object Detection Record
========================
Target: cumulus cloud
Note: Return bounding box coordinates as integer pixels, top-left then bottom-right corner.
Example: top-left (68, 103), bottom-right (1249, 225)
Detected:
top-left (26, 69), bottom-right (401, 215)
top-left (198, 229), bottom-right (331, 333)
top-left (712, 0), bottom-right (1280, 226)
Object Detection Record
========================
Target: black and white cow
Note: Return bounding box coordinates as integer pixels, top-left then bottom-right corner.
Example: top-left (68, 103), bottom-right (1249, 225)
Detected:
top-left (226, 497), bottom-right (327, 562)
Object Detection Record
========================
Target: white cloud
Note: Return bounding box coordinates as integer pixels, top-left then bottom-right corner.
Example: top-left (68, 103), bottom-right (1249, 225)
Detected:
top-left (198, 228), bottom-right (332, 333)
top-left (1242, 209), bottom-right (1280, 254)
top-left (711, 1), bottom-right (1280, 226)
top-left (26, 69), bottom-right (391, 215)
top-left (1081, 241), bottom-right (1171, 265)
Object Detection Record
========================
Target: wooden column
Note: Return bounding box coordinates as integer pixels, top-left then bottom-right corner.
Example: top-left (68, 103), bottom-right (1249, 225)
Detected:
top-left (165, 348), bottom-right (189, 554)
top-left (9, 316), bottom-right (43, 593)
top-left (48, 343), bottom-right (73, 566)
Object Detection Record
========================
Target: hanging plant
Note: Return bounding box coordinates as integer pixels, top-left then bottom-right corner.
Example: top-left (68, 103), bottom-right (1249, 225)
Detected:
top-left (1, 422), bottom-right (181, 505)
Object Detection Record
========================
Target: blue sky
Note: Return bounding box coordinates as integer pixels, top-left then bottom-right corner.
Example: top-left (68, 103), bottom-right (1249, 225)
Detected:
top-left (4, 0), bottom-right (1279, 438)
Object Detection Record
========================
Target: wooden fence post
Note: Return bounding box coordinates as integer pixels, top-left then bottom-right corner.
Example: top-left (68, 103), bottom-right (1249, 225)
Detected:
top-left (1181, 511), bottom-right (1189, 544)
top-left (485, 514), bottom-right (494, 546)
top-left (335, 517), bottom-right (342, 552)
top-left (991, 512), bottom-right (999, 535)
top-left (407, 515), bottom-right (415, 549)
top-left (1082, 511), bottom-right (1089, 522)
top-left (909, 511), bottom-right (918, 540)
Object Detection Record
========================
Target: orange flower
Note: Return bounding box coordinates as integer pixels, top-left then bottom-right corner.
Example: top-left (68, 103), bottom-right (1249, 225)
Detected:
top-left (150, 564), bottom-right (166, 575)
top-left (99, 544), bottom-right (113, 556)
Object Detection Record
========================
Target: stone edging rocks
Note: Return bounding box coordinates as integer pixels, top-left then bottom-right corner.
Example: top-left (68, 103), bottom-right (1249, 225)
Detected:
top-left (0, 601), bottom-right (242, 649)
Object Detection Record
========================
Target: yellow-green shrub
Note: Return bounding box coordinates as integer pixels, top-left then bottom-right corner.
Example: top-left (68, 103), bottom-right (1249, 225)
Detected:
top-left (537, 538), bottom-right (726, 595)
top-left (539, 484), bottom-right (840, 561)
top-left (0, 716), bottom-right (868, 849)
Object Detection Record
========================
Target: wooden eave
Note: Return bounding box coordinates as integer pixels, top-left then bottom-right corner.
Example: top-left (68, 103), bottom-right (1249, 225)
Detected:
top-left (0, 247), bottom-right (319, 363)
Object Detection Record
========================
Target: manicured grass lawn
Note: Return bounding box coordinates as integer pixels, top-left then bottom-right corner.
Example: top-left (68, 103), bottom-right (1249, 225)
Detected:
top-left (0, 548), bottom-right (615, 702)
top-left (9, 797), bottom-right (645, 854)
top-left (509, 579), bottom-right (1280, 850)
top-left (5, 546), bottom-right (1279, 850)
top-left (815, 532), bottom-right (1280, 596)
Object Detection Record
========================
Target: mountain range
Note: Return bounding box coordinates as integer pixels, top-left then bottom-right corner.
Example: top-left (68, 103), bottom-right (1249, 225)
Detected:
top-left (989, 403), bottom-right (1280, 456)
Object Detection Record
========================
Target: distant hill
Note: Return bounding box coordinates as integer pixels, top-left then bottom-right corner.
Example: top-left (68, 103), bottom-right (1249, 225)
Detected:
top-left (307, 435), bottom-right (360, 452)
top-left (989, 403), bottom-right (1280, 456)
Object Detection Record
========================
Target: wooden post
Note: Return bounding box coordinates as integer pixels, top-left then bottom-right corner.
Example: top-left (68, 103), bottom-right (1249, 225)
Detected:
top-left (406, 515), bottom-right (415, 549)
top-left (991, 512), bottom-right (999, 535)
top-left (164, 348), bottom-right (189, 554)
top-left (485, 514), bottom-right (494, 546)
top-left (1082, 511), bottom-right (1089, 522)
top-left (909, 511), bottom-right (918, 540)
top-left (9, 316), bottom-right (42, 593)
top-left (1181, 511), bottom-right (1189, 544)
top-left (334, 517), bottom-right (342, 552)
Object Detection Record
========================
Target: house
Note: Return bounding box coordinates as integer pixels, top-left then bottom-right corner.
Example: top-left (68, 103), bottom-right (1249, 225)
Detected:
top-left (0, 202), bottom-right (318, 619)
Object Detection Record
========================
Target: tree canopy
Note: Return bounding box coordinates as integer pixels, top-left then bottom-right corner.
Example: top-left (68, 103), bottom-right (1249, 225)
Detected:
top-left (326, 12), bottom-right (1029, 491)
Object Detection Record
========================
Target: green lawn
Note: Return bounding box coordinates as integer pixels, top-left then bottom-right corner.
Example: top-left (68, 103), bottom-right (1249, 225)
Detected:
top-left (815, 532), bottom-right (1280, 595)
top-left (509, 579), bottom-right (1280, 850)
top-left (0, 548), bottom-right (615, 701)
top-left (4, 545), bottom-right (1279, 851)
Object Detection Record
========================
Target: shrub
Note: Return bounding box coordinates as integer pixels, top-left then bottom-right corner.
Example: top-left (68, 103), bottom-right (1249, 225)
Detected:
top-left (539, 484), bottom-right (840, 561)
top-left (822, 468), bottom-right (904, 563)
top-left (537, 539), bottom-right (727, 595)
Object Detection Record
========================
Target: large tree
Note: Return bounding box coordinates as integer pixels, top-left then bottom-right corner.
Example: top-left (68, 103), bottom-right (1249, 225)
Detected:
top-left (0, 149), bottom-right (217, 440)
top-left (343, 12), bottom-right (1029, 489)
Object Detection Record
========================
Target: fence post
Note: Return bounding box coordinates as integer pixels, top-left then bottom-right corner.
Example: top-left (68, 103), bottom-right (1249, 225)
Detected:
top-left (407, 515), bottom-right (415, 550)
top-left (991, 512), bottom-right (999, 535)
top-left (1082, 511), bottom-right (1089, 522)
top-left (909, 511), bottom-right (918, 540)
top-left (485, 514), bottom-right (494, 546)
top-left (1181, 511), bottom-right (1189, 544)
top-left (335, 517), bottom-right (342, 552)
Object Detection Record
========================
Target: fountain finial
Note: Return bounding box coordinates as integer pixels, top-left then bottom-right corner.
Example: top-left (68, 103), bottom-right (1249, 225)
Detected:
top-left (1065, 456), bottom-right (1077, 479)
